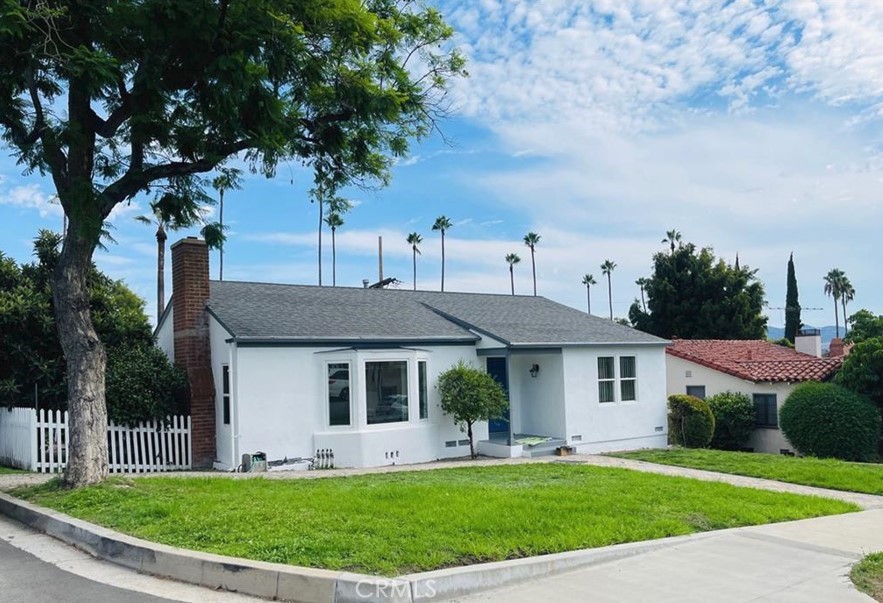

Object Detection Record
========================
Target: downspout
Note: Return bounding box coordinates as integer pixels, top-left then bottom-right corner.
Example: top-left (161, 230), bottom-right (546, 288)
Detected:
top-left (229, 341), bottom-right (240, 470)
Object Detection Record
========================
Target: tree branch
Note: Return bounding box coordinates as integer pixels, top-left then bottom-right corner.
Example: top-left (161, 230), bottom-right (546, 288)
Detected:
top-left (93, 73), bottom-right (132, 138)
top-left (100, 139), bottom-right (254, 214)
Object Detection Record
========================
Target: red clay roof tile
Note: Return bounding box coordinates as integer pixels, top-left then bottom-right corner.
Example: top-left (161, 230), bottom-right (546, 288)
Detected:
top-left (666, 339), bottom-right (843, 383)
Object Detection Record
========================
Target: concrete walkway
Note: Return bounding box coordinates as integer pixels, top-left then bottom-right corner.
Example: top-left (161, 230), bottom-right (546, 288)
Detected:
top-left (447, 509), bottom-right (883, 603)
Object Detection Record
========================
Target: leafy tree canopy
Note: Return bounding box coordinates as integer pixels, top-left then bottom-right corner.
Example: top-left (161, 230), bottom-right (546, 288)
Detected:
top-left (846, 310), bottom-right (883, 344)
top-left (0, 231), bottom-right (152, 408)
top-left (0, 0), bottom-right (465, 486)
top-left (836, 336), bottom-right (883, 408)
top-left (629, 242), bottom-right (767, 339)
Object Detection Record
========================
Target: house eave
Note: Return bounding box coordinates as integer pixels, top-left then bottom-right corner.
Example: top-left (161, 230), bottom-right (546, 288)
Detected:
top-left (226, 336), bottom-right (479, 348)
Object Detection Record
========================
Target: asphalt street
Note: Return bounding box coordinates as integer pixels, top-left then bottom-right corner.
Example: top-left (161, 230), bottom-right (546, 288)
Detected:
top-left (0, 537), bottom-right (178, 603)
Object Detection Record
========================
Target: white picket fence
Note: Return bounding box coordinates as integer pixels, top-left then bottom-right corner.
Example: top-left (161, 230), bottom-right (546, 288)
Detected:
top-left (0, 408), bottom-right (191, 474)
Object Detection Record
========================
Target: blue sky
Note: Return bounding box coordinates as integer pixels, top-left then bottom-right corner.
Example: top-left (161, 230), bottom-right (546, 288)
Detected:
top-left (2, 0), bottom-right (882, 327)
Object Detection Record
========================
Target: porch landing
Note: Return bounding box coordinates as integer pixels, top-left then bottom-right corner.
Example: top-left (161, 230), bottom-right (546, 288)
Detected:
top-left (480, 434), bottom-right (568, 459)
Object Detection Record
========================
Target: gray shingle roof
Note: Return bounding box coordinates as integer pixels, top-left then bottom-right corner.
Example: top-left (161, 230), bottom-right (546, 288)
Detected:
top-left (207, 281), bottom-right (667, 346)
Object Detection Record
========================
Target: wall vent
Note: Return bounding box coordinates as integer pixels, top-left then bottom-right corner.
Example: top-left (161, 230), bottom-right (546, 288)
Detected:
top-left (458, 439), bottom-right (470, 447)
top-left (685, 370), bottom-right (692, 378)
top-left (571, 435), bottom-right (583, 442)
top-left (444, 440), bottom-right (457, 448)
top-left (654, 426), bottom-right (664, 432)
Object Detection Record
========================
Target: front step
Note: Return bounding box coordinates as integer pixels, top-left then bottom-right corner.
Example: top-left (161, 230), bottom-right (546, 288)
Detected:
top-left (520, 438), bottom-right (568, 458)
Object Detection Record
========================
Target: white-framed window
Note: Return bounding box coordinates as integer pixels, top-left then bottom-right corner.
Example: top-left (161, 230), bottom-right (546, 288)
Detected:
top-left (620, 356), bottom-right (637, 401)
top-left (221, 365), bottom-right (231, 425)
top-left (597, 355), bottom-right (638, 404)
top-left (598, 357), bottom-right (616, 403)
top-left (418, 360), bottom-right (429, 420)
top-left (327, 362), bottom-right (352, 427)
top-left (365, 360), bottom-right (409, 425)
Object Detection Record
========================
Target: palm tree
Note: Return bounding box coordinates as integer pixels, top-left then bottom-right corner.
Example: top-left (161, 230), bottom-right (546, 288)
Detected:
top-left (325, 213), bottom-right (344, 287)
top-left (406, 232), bottom-right (422, 290)
top-left (601, 260), bottom-right (617, 320)
top-left (432, 216), bottom-right (453, 292)
top-left (581, 274), bottom-right (597, 314)
top-left (635, 277), bottom-right (648, 311)
top-left (505, 253), bottom-right (521, 295)
top-left (661, 229), bottom-right (682, 254)
top-left (523, 232), bottom-right (541, 296)
top-left (135, 193), bottom-right (218, 317)
top-left (211, 167), bottom-right (242, 281)
top-left (840, 277), bottom-right (855, 336)
top-left (824, 268), bottom-right (846, 338)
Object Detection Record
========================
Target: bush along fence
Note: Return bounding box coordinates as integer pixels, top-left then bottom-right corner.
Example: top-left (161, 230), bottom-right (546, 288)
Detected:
top-left (0, 407), bottom-right (191, 473)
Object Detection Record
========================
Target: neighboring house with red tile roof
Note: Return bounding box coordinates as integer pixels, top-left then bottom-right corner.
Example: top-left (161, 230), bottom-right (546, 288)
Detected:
top-left (666, 335), bottom-right (844, 454)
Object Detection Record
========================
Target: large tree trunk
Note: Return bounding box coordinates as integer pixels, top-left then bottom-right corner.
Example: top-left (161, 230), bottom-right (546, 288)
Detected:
top-left (156, 224), bottom-right (167, 316)
top-left (53, 225), bottom-right (108, 488)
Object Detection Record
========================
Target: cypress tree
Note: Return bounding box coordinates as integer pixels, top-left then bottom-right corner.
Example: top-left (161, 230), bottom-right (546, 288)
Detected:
top-left (785, 253), bottom-right (801, 343)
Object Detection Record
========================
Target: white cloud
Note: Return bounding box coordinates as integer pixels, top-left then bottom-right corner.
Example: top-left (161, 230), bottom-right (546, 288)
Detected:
top-left (0, 183), bottom-right (62, 218)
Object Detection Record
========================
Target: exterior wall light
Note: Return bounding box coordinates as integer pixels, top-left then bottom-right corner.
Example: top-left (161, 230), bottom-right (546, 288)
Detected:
top-left (529, 364), bottom-right (540, 378)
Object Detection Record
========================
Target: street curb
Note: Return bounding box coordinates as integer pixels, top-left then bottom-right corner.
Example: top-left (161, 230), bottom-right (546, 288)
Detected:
top-left (0, 490), bottom-right (702, 602)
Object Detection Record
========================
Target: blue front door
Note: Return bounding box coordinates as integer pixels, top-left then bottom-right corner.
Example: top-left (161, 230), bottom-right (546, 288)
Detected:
top-left (486, 357), bottom-right (510, 437)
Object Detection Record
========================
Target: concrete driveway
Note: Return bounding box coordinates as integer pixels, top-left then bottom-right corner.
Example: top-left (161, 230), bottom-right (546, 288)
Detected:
top-left (448, 509), bottom-right (883, 603)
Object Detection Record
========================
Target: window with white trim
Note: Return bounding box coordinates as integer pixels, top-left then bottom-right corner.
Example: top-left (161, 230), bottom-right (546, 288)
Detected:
top-left (328, 362), bottom-right (351, 426)
top-left (598, 355), bottom-right (638, 403)
top-left (620, 356), bottom-right (637, 401)
top-left (221, 365), bottom-right (231, 425)
top-left (418, 361), bottom-right (429, 420)
top-left (366, 361), bottom-right (409, 425)
top-left (598, 357), bottom-right (616, 403)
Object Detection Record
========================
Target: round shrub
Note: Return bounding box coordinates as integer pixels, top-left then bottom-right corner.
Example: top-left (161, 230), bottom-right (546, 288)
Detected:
top-left (668, 394), bottom-right (715, 448)
top-left (706, 392), bottom-right (755, 450)
top-left (106, 344), bottom-right (189, 426)
top-left (780, 382), bottom-right (881, 461)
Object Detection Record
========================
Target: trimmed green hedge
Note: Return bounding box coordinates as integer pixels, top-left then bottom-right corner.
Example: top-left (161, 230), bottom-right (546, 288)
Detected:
top-left (780, 382), bottom-right (881, 462)
top-left (105, 344), bottom-right (189, 426)
top-left (706, 392), bottom-right (755, 451)
top-left (668, 394), bottom-right (715, 448)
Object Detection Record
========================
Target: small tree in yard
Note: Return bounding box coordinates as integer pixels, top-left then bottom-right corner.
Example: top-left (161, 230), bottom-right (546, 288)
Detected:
top-left (438, 361), bottom-right (508, 459)
top-left (668, 394), bottom-right (715, 448)
top-left (706, 392), bottom-right (755, 451)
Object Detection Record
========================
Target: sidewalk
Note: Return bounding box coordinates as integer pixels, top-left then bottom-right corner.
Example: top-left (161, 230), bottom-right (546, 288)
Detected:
top-left (447, 508), bottom-right (883, 602)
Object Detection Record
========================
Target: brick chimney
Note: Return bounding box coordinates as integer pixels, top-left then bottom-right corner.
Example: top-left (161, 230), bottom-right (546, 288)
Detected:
top-left (828, 337), bottom-right (845, 358)
top-left (171, 237), bottom-right (216, 468)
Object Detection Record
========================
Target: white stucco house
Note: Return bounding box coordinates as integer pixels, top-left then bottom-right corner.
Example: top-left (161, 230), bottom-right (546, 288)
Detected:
top-left (666, 333), bottom-right (843, 454)
top-left (157, 237), bottom-right (670, 470)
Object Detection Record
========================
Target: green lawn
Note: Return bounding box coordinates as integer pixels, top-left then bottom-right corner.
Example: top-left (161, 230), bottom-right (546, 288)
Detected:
top-left (612, 448), bottom-right (883, 495)
top-left (0, 466), bottom-right (24, 475)
top-left (852, 552), bottom-right (883, 601)
top-left (15, 464), bottom-right (856, 575)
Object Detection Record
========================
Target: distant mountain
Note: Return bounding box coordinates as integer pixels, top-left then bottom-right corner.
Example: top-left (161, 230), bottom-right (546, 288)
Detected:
top-left (766, 325), bottom-right (842, 350)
